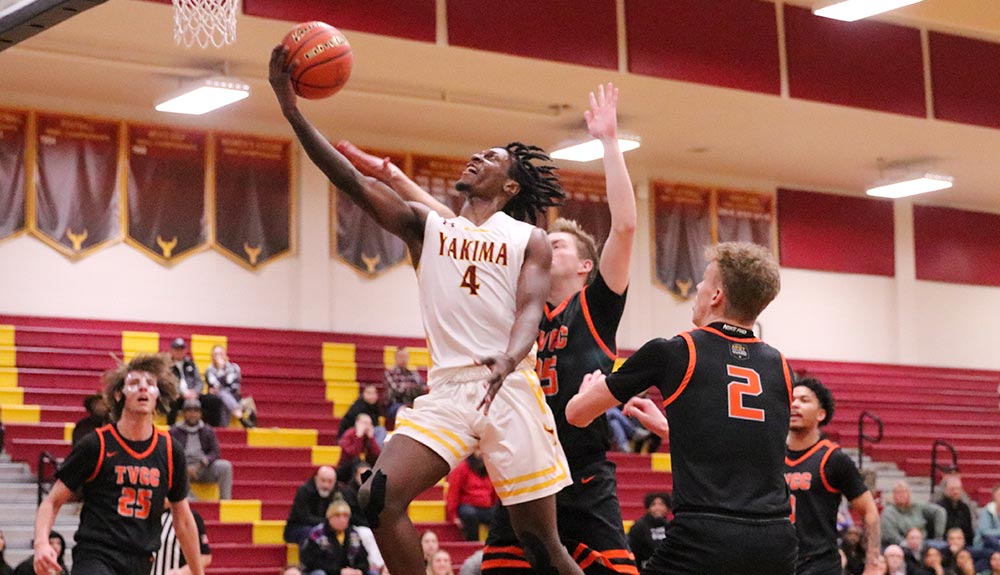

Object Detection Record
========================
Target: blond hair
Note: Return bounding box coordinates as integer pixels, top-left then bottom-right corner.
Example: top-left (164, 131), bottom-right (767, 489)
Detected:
top-left (705, 242), bottom-right (780, 324)
top-left (548, 218), bottom-right (599, 285)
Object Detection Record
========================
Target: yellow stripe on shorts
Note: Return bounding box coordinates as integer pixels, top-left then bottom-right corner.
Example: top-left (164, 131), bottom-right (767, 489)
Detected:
top-left (495, 460), bottom-right (569, 499)
top-left (394, 419), bottom-right (467, 460)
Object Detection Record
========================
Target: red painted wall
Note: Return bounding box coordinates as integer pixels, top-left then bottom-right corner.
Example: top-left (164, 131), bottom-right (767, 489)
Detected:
top-left (914, 205), bottom-right (1000, 287)
top-left (930, 32), bottom-right (1000, 130)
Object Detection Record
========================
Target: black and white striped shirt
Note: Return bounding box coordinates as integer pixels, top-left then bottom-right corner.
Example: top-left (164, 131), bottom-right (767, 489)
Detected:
top-left (152, 508), bottom-right (211, 575)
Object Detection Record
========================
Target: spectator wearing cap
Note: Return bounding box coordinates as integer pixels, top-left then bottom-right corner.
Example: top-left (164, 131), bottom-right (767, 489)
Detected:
top-left (71, 393), bottom-right (109, 447)
top-left (169, 398), bottom-right (233, 500)
top-left (167, 338), bottom-right (224, 427)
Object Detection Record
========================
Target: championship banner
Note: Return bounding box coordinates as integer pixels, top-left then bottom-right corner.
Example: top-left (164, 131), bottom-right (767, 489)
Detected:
top-left (32, 113), bottom-right (121, 258)
top-left (554, 169), bottom-right (609, 247)
top-left (651, 182), bottom-right (711, 300)
top-left (0, 109), bottom-right (27, 241)
top-left (332, 149), bottom-right (408, 276)
top-left (716, 189), bottom-right (774, 250)
top-left (409, 153), bottom-right (467, 215)
top-left (126, 124), bottom-right (207, 264)
top-left (214, 133), bottom-right (293, 269)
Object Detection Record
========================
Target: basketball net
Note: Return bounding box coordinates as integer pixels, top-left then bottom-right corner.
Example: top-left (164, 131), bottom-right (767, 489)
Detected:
top-left (172, 0), bottom-right (239, 49)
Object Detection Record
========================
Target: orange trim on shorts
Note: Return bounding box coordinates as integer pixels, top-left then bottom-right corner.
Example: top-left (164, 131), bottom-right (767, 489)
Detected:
top-left (393, 420), bottom-right (464, 460)
top-left (107, 424), bottom-right (160, 460)
top-left (601, 550), bottom-right (635, 559)
top-left (483, 546), bottom-right (525, 557)
top-left (612, 565), bottom-right (639, 575)
top-left (572, 543), bottom-right (587, 561)
top-left (580, 288), bottom-right (616, 361)
top-left (663, 332), bottom-right (696, 407)
top-left (819, 443), bottom-right (841, 494)
top-left (85, 426), bottom-right (109, 483)
top-left (482, 559), bottom-right (532, 570)
top-left (699, 325), bottom-right (761, 343)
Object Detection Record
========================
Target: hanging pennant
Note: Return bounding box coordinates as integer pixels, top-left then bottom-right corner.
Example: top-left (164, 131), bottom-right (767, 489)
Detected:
top-left (0, 109), bottom-right (28, 242)
top-left (651, 182), bottom-right (711, 300)
top-left (717, 188), bottom-right (774, 250)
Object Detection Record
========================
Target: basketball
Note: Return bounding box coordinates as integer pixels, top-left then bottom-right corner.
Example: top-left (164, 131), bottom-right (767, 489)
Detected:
top-left (281, 21), bottom-right (353, 100)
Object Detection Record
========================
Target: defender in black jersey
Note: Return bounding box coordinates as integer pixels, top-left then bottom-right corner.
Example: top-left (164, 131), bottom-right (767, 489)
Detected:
top-left (483, 82), bottom-right (638, 575)
top-left (786, 378), bottom-right (880, 575)
top-left (33, 355), bottom-right (204, 575)
top-left (567, 242), bottom-right (797, 575)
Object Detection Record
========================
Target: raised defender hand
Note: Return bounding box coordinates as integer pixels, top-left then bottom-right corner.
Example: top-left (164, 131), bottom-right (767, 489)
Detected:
top-left (269, 45), bottom-right (299, 114)
top-left (476, 353), bottom-right (516, 416)
top-left (623, 396), bottom-right (669, 439)
top-left (336, 141), bottom-right (395, 183)
top-left (584, 82), bottom-right (619, 144)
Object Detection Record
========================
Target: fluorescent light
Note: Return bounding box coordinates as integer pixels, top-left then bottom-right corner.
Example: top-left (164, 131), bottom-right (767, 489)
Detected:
top-left (550, 136), bottom-right (641, 162)
top-left (155, 77), bottom-right (250, 115)
top-left (813, 0), bottom-right (923, 22)
top-left (865, 173), bottom-right (953, 199)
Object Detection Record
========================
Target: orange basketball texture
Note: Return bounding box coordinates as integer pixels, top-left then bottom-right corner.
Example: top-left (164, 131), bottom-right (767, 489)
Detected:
top-left (281, 21), bottom-right (353, 99)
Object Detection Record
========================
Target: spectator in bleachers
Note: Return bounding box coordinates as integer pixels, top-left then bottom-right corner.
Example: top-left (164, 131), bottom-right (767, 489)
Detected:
top-left (882, 481), bottom-right (947, 547)
top-left (604, 405), bottom-right (650, 453)
top-left (427, 550), bottom-right (454, 575)
top-left (981, 551), bottom-right (1000, 575)
top-left (151, 502), bottom-right (212, 575)
top-left (921, 546), bottom-right (946, 575)
top-left (905, 527), bottom-right (928, 574)
top-left (0, 529), bottom-right (13, 575)
top-left (339, 462), bottom-right (387, 575)
top-left (840, 526), bottom-right (866, 575)
top-left (285, 466), bottom-right (340, 544)
top-left (300, 498), bottom-right (369, 575)
top-left (337, 413), bottom-right (381, 483)
top-left (445, 449), bottom-right (497, 542)
top-left (337, 385), bottom-right (386, 447)
top-left (943, 528), bottom-right (970, 571)
top-left (169, 399), bottom-right (233, 500)
top-left (421, 530), bottom-right (439, 567)
top-left (204, 345), bottom-right (254, 428)
top-left (953, 549), bottom-right (977, 575)
top-left (14, 531), bottom-right (66, 575)
top-left (628, 492), bottom-right (671, 569)
top-left (383, 348), bottom-right (426, 429)
top-left (71, 393), bottom-right (109, 447)
top-left (884, 545), bottom-right (907, 575)
top-left (975, 485), bottom-right (1000, 551)
top-left (936, 475), bottom-right (976, 547)
top-left (167, 338), bottom-right (224, 427)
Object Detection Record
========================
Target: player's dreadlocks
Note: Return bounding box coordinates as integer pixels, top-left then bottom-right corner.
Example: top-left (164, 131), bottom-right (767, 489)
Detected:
top-left (502, 142), bottom-right (565, 223)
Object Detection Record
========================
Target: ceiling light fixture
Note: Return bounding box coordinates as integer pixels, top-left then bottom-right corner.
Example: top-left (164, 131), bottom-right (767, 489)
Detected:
top-left (865, 173), bottom-right (953, 199)
top-left (812, 0), bottom-right (924, 22)
top-left (550, 135), bottom-right (641, 162)
top-left (155, 76), bottom-right (250, 115)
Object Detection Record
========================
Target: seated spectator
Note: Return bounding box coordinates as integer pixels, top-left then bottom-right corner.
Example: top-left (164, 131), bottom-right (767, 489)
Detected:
top-left (943, 528), bottom-right (969, 571)
top-left (882, 481), bottom-right (947, 547)
top-left (300, 498), bottom-right (369, 575)
top-left (167, 338), bottom-right (224, 427)
top-left (445, 449), bottom-right (497, 542)
top-left (922, 546), bottom-right (946, 575)
top-left (339, 462), bottom-right (386, 575)
top-left (337, 414), bottom-right (381, 482)
top-left (383, 348), bottom-right (426, 429)
top-left (953, 549), bottom-right (977, 575)
top-left (204, 345), bottom-right (254, 428)
top-left (976, 485), bottom-right (1000, 551)
top-left (285, 466), bottom-right (340, 544)
top-left (71, 394), bottom-right (109, 447)
top-left (0, 530), bottom-right (13, 575)
top-left (458, 550), bottom-right (482, 575)
top-left (905, 527), bottom-right (928, 574)
top-left (427, 550), bottom-right (454, 575)
top-left (628, 492), bottom-right (671, 569)
top-left (338, 385), bottom-right (386, 447)
top-left (604, 406), bottom-right (650, 453)
top-left (152, 502), bottom-right (212, 575)
top-left (981, 551), bottom-right (1000, 575)
top-left (421, 530), bottom-right (439, 567)
top-left (884, 545), bottom-right (907, 575)
top-left (169, 399), bottom-right (233, 500)
top-left (14, 531), bottom-right (66, 575)
top-left (841, 525), bottom-right (866, 575)
top-left (936, 475), bottom-right (976, 547)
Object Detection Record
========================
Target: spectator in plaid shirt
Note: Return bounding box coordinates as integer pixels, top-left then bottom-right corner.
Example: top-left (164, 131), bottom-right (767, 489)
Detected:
top-left (383, 348), bottom-right (426, 429)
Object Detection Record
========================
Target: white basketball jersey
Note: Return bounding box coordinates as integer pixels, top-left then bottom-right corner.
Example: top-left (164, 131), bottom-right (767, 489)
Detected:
top-left (419, 210), bottom-right (534, 378)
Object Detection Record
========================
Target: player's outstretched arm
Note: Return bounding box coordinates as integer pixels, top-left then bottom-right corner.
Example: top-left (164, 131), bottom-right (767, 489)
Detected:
top-left (33, 480), bottom-right (72, 575)
top-left (269, 46), bottom-right (424, 245)
top-left (623, 396), bottom-right (669, 439)
top-left (477, 228), bottom-right (551, 415)
top-left (852, 491), bottom-right (882, 575)
top-left (170, 499), bottom-right (207, 575)
top-left (335, 141), bottom-right (457, 218)
top-left (566, 370), bottom-right (620, 427)
top-left (587, 83), bottom-right (636, 295)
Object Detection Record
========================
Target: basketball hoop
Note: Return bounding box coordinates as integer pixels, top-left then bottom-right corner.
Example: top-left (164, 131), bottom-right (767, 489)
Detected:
top-left (172, 0), bottom-right (239, 49)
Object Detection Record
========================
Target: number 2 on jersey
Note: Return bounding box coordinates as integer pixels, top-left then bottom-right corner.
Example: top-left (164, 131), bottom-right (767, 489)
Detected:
top-left (461, 265), bottom-right (480, 295)
top-left (727, 365), bottom-right (765, 421)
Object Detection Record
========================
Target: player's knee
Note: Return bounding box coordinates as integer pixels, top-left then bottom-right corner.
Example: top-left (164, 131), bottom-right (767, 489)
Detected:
top-left (358, 468), bottom-right (391, 528)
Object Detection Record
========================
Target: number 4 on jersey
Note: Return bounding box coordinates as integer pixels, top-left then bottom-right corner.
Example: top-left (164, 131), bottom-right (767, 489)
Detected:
top-left (461, 265), bottom-right (481, 295)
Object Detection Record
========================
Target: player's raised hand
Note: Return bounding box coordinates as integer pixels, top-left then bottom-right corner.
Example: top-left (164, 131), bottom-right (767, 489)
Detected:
top-left (336, 141), bottom-right (395, 183)
top-left (623, 396), bottom-right (669, 439)
top-left (269, 45), bottom-right (298, 114)
top-left (476, 353), bottom-right (516, 416)
top-left (33, 539), bottom-right (60, 575)
top-left (584, 82), bottom-right (619, 144)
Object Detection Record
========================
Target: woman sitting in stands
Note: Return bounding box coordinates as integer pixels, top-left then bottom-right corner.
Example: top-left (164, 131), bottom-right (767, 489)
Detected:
top-left (427, 550), bottom-right (454, 575)
top-left (204, 345), bottom-right (254, 428)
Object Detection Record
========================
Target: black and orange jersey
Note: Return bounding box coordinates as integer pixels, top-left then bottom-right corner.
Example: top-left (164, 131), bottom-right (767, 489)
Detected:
top-left (607, 322), bottom-right (792, 517)
top-left (539, 272), bottom-right (626, 472)
top-left (57, 424), bottom-right (188, 555)
top-left (785, 439), bottom-right (868, 569)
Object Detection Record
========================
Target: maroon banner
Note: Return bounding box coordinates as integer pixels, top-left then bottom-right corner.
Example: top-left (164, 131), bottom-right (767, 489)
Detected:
top-left (214, 134), bottom-right (293, 269)
top-left (0, 109), bottom-right (27, 241)
top-left (716, 189), bottom-right (773, 249)
top-left (333, 149), bottom-right (408, 276)
top-left (651, 182), bottom-right (711, 299)
top-left (554, 169), bottom-right (610, 247)
top-left (409, 153), bottom-right (468, 216)
top-left (126, 124), bottom-right (207, 264)
top-left (33, 113), bottom-right (121, 257)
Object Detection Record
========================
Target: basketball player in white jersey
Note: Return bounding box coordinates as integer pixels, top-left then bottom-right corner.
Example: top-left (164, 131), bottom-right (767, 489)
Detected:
top-left (270, 47), bottom-right (583, 575)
